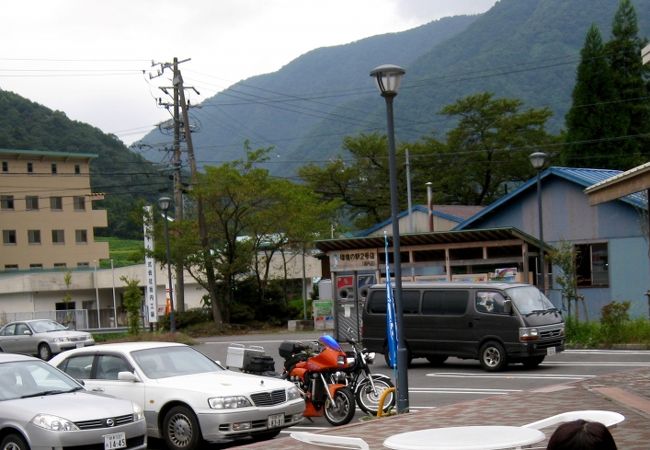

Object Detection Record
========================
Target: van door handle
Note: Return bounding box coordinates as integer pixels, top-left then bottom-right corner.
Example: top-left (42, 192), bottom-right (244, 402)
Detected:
top-left (468, 322), bottom-right (474, 328)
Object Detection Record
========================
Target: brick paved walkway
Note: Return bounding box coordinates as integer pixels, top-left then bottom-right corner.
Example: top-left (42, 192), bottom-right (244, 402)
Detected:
top-left (237, 368), bottom-right (650, 450)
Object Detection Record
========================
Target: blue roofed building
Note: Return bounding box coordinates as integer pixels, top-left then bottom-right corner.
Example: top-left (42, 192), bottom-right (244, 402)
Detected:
top-left (455, 167), bottom-right (649, 320)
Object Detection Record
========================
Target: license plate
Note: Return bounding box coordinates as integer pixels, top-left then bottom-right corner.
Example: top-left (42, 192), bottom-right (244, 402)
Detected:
top-left (267, 413), bottom-right (284, 428)
top-left (104, 432), bottom-right (126, 450)
top-left (546, 346), bottom-right (557, 356)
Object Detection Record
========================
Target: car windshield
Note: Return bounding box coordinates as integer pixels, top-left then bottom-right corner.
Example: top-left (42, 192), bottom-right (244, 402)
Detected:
top-left (31, 320), bottom-right (67, 333)
top-left (0, 360), bottom-right (82, 401)
top-left (505, 286), bottom-right (556, 315)
top-left (132, 346), bottom-right (224, 379)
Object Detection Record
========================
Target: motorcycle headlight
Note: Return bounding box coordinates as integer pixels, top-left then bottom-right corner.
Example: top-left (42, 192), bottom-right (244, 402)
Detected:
top-left (287, 385), bottom-right (302, 401)
top-left (208, 396), bottom-right (252, 409)
top-left (366, 352), bottom-right (376, 364)
top-left (32, 414), bottom-right (79, 431)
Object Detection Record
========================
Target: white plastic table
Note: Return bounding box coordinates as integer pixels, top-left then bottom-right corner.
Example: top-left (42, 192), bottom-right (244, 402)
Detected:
top-left (383, 425), bottom-right (546, 450)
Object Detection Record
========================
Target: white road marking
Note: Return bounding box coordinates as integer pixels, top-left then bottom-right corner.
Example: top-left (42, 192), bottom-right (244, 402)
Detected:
top-left (425, 372), bottom-right (594, 380)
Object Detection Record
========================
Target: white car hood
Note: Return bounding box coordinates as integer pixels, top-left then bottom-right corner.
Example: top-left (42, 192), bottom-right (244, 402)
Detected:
top-left (9, 391), bottom-right (134, 420)
top-left (153, 370), bottom-right (291, 395)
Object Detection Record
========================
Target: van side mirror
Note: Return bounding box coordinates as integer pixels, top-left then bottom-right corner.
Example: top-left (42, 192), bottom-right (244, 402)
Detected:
top-left (503, 300), bottom-right (512, 315)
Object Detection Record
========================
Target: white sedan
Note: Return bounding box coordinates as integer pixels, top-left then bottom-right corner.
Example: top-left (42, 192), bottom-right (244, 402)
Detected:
top-left (49, 342), bottom-right (304, 450)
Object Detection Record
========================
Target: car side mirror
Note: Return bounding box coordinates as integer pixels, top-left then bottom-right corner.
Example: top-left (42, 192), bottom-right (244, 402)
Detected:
top-left (117, 371), bottom-right (140, 382)
top-left (503, 300), bottom-right (512, 315)
top-left (23, 330), bottom-right (32, 336)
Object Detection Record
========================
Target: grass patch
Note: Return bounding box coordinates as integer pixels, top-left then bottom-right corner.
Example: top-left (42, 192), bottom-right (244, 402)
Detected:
top-left (92, 330), bottom-right (196, 345)
top-left (566, 317), bottom-right (650, 348)
top-left (95, 237), bottom-right (144, 267)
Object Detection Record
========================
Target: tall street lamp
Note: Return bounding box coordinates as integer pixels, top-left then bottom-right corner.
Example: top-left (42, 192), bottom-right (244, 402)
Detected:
top-left (529, 152), bottom-right (548, 293)
top-left (370, 64), bottom-right (409, 413)
top-left (158, 196), bottom-right (176, 333)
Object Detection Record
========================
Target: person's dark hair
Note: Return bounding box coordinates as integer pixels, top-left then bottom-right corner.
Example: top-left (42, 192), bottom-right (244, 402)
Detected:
top-left (547, 419), bottom-right (617, 450)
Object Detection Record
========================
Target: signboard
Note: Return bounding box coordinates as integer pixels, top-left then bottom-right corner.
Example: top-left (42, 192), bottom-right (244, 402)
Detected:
top-left (313, 300), bottom-right (334, 330)
top-left (330, 249), bottom-right (378, 271)
top-left (143, 206), bottom-right (158, 323)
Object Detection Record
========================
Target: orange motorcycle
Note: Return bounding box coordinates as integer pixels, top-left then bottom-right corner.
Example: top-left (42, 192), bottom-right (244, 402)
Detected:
top-left (279, 335), bottom-right (356, 426)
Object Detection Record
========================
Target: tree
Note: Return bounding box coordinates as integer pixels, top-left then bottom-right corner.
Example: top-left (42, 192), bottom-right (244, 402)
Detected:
top-left (564, 24), bottom-right (618, 168)
top-left (61, 271), bottom-right (74, 327)
top-left (434, 92), bottom-right (555, 205)
top-left (602, 0), bottom-right (650, 169)
top-left (299, 133), bottom-right (396, 230)
top-left (176, 146), bottom-right (338, 326)
top-left (120, 276), bottom-right (142, 335)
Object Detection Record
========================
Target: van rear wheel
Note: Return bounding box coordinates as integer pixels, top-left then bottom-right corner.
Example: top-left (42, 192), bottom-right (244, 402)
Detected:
top-left (383, 346), bottom-right (412, 367)
top-left (479, 341), bottom-right (507, 371)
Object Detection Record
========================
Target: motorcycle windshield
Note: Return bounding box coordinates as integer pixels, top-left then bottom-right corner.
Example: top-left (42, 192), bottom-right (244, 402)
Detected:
top-left (319, 334), bottom-right (342, 351)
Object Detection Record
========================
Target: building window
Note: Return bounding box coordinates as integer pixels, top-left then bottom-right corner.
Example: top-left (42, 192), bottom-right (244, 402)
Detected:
top-left (29, 264), bottom-right (43, 270)
top-left (74, 164), bottom-right (81, 175)
top-left (52, 229), bottom-right (65, 244)
top-left (73, 196), bottom-right (86, 211)
top-left (1, 161), bottom-right (7, 172)
top-left (576, 243), bottom-right (609, 287)
top-left (27, 162), bottom-right (33, 173)
top-left (50, 196), bottom-right (63, 211)
top-left (75, 229), bottom-right (88, 243)
top-left (51, 163), bottom-right (57, 174)
top-left (26, 196), bottom-right (39, 210)
top-left (4, 265), bottom-right (18, 270)
top-left (77, 262), bottom-right (90, 268)
top-left (3, 230), bottom-right (17, 245)
top-left (54, 263), bottom-right (67, 269)
top-left (28, 230), bottom-right (41, 244)
top-left (1, 195), bottom-right (15, 210)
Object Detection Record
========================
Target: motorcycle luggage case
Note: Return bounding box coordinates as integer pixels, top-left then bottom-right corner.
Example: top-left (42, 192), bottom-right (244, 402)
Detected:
top-left (245, 355), bottom-right (275, 373)
top-left (279, 340), bottom-right (307, 359)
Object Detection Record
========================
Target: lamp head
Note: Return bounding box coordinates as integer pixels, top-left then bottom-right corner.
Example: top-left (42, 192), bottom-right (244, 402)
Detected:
top-left (158, 196), bottom-right (172, 212)
top-left (529, 152), bottom-right (548, 170)
top-left (370, 64), bottom-right (405, 96)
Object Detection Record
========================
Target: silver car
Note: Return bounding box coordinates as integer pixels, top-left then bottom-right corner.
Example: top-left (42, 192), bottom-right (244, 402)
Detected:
top-left (0, 319), bottom-right (94, 360)
top-left (50, 342), bottom-right (305, 450)
top-left (0, 353), bottom-right (146, 450)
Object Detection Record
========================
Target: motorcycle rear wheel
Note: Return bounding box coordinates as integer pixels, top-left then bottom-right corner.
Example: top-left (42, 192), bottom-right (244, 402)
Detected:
top-left (356, 376), bottom-right (395, 416)
top-left (324, 386), bottom-right (356, 426)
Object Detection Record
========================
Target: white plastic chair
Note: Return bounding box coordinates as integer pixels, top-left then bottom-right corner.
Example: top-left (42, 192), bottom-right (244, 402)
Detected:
top-left (523, 410), bottom-right (625, 431)
top-left (290, 431), bottom-right (370, 450)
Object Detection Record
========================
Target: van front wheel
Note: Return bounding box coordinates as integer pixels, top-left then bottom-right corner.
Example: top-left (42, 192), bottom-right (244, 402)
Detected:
top-left (479, 341), bottom-right (507, 371)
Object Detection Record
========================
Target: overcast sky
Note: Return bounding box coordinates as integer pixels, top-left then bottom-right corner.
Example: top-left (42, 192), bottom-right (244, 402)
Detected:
top-left (1, 0), bottom-right (497, 145)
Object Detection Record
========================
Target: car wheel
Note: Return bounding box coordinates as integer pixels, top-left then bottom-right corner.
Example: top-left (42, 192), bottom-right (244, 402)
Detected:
top-left (38, 343), bottom-right (52, 360)
top-left (1, 433), bottom-right (29, 450)
top-left (479, 341), bottom-right (507, 372)
top-left (383, 345), bottom-right (412, 367)
top-left (163, 405), bottom-right (202, 450)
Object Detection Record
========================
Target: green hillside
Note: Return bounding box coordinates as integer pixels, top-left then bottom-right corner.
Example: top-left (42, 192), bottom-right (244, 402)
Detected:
top-left (138, 0), bottom-right (650, 176)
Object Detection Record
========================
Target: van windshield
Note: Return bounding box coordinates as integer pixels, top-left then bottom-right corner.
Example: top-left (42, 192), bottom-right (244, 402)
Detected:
top-left (505, 286), bottom-right (556, 315)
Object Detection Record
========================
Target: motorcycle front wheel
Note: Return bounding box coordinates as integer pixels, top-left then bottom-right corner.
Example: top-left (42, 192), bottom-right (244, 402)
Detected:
top-left (324, 386), bottom-right (356, 426)
top-left (356, 376), bottom-right (395, 416)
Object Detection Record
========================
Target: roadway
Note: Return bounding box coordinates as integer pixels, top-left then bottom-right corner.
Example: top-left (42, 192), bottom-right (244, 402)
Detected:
top-left (148, 332), bottom-right (650, 448)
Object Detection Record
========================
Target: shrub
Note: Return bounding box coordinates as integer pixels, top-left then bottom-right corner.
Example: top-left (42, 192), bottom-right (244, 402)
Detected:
top-left (600, 301), bottom-right (631, 344)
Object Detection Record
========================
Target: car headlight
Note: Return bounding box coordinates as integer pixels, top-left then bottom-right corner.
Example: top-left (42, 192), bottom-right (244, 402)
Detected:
top-left (133, 403), bottom-right (145, 421)
top-left (287, 385), bottom-right (302, 401)
top-left (208, 396), bottom-right (252, 409)
top-left (53, 337), bottom-right (71, 343)
top-left (31, 414), bottom-right (79, 431)
top-left (519, 327), bottom-right (539, 341)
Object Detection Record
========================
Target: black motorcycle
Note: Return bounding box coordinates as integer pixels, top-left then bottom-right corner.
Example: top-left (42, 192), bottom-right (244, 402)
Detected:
top-left (334, 339), bottom-right (396, 416)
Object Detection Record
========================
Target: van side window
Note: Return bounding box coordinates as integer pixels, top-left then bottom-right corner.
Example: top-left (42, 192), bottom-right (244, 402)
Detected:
top-left (402, 290), bottom-right (420, 314)
top-left (476, 291), bottom-right (507, 314)
top-left (367, 290), bottom-right (387, 314)
top-left (421, 290), bottom-right (468, 315)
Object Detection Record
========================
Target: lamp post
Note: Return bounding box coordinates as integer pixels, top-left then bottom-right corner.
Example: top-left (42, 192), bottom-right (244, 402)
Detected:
top-left (158, 196), bottom-right (176, 333)
top-left (370, 64), bottom-right (409, 413)
top-left (529, 152), bottom-right (548, 293)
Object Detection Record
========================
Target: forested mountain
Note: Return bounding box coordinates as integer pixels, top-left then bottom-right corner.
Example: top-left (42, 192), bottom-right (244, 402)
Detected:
top-left (0, 90), bottom-right (168, 238)
top-left (137, 0), bottom-right (650, 176)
